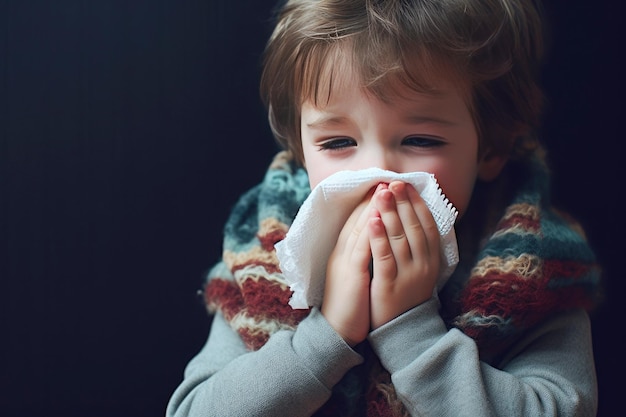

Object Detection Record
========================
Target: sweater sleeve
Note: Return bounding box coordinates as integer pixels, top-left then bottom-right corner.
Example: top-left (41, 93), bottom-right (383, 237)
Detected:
top-left (368, 299), bottom-right (597, 416)
top-left (166, 307), bottom-right (363, 417)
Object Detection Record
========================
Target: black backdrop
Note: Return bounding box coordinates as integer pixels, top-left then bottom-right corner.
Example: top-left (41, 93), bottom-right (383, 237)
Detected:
top-left (1, 1), bottom-right (622, 416)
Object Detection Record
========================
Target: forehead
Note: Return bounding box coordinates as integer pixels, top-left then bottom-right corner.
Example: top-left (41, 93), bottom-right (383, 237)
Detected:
top-left (298, 40), bottom-right (471, 108)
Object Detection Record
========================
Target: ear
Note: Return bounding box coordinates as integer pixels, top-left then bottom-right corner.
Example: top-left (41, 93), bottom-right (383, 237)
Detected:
top-left (477, 151), bottom-right (508, 182)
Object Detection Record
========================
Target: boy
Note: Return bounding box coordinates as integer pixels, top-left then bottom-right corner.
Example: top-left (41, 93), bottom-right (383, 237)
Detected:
top-left (167, 0), bottom-right (600, 415)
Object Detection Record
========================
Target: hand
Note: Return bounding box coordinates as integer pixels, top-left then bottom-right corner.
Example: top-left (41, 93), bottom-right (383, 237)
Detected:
top-left (321, 190), bottom-right (374, 347)
top-left (368, 181), bottom-right (441, 330)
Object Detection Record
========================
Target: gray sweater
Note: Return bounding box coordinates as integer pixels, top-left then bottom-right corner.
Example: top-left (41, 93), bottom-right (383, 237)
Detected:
top-left (166, 298), bottom-right (597, 416)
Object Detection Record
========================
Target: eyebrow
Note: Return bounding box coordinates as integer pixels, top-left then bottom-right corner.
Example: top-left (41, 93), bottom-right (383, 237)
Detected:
top-left (305, 114), bottom-right (457, 129)
top-left (402, 114), bottom-right (457, 126)
top-left (305, 115), bottom-right (350, 129)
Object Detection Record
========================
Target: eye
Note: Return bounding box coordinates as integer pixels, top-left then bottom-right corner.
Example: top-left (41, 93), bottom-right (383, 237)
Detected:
top-left (402, 136), bottom-right (445, 148)
top-left (319, 137), bottom-right (356, 150)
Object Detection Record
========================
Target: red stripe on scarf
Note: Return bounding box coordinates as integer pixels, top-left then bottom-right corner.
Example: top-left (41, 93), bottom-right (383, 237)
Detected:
top-left (240, 277), bottom-right (310, 325)
top-left (259, 229), bottom-right (287, 252)
top-left (239, 328), bottom-right (271, 351)
top-left (204, 279), bottom-right (243, 321)
top-left (461, 259), bottom-right (596, 334)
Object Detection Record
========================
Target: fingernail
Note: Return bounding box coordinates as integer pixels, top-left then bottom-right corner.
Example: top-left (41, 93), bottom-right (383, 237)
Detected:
top-left (390, 181), bottom-right (405, 193)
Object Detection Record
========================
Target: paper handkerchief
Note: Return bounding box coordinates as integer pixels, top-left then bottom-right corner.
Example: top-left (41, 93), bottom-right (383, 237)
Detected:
top-left (275, 168), bottom-right (459, 309)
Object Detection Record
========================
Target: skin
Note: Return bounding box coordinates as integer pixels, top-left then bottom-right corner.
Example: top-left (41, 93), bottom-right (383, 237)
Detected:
top-left (300, 69), bottom-right (505, 346)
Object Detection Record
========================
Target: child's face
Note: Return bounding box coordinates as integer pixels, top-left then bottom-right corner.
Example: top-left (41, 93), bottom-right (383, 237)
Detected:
top-left (300, 71), bottom-right (491, 217)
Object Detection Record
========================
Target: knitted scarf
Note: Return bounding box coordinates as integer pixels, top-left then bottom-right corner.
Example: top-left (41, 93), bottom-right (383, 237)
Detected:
top-left (203, 150), bottom-right (601, 416)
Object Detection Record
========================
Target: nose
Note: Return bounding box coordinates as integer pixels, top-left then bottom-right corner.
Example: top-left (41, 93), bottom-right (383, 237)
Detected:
top-left (368, 148), bottom-right (398, 172)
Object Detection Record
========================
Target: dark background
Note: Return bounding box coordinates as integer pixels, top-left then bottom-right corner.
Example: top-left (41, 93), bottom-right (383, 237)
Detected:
top-left (1, 1), bottom-right (622, 416)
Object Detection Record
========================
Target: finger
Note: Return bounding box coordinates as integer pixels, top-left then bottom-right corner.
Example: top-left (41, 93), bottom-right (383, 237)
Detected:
top-left (405, 184), bottom-right (441, 264)
top-left (368, 208), bottom-right (397, 279)
top-left (334, 186), bottom-right (376, 252)
top-left (388, 181), bottom-right (427, 260)
top-left (373, 183), bottom-right (412, 263)
top-left (345, 191), bottom-right (378, 271)
top-left (340, 188), bottom-right (379, 253)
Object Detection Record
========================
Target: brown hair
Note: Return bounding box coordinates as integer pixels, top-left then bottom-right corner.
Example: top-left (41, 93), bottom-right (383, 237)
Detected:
top-left (260, 0), bottom-right (545, 165)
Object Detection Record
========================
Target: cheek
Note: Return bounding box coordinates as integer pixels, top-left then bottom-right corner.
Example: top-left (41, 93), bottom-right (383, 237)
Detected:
top-left (433, 138), bottom-right (480, 217)
top-left (446, 183), bottom-right (474, 218)
top-left (306, 170), bottom-right (322, 190)
top-left (302, 151), bottom-right (334, 190)
top-left (432, 166), bottom-right (478, 218)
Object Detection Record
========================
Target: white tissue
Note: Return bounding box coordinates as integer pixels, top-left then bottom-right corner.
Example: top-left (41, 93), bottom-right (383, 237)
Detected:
top-left (275, 168), bottom-right (459, 309)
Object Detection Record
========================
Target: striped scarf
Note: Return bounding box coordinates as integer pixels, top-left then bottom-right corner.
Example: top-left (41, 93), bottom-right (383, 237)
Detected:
top-left (203, 151), bottom-right (601, 416)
